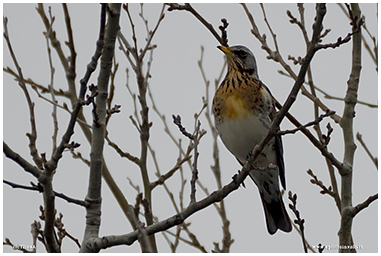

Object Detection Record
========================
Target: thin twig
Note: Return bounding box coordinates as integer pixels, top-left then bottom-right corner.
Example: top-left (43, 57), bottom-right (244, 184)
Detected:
top-left (150, 154), bottom-right (192, 190)
top-left (278, 110), bottom-right (335, 136)
top-left (190, 120), bottom-right (201, 204)
top-left (139, 4), bottom-right (165, 62)
top-left (337, 3), bottom-right (377, 67)
top-left (242, 3), bottom-right (343, 124)
top-left (43, 10), bottom-right (58, 154)
top-left (288, 191), bottom-right (308, 253)
top-left (3, 180), bottom-right (89, 207)
top-left (278, 70), bottom-right (377, 108)
top-left (167, 3), bottom-right (228, 46)
top-left (3, 67), bottom-right (67, 96)
top-left (306, 169), bottom-right (341, 212)
top-left (356, 133), bottom-right (378, 168)
top-left (106, 135), bottom-right (140, 165)
top-left (3, 16), bottom-right (43, 170)
top-left (172, 115), bottom-right (195, 140)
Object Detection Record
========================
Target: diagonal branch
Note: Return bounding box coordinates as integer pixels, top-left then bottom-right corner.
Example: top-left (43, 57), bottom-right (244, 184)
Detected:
top-left (274, 99), bottom-right (343, 175)
top-left (167, 3), bottom-right (228, 46)
top-left (3, 142), bottom-right (41, 178)
top-left (3, 67), bottom-right (67, 96)
top-left (356, 133), bottom-right (378, 168)
top-left (278, 110), bottom-right (335, 136)
top-left (351, 194), bottom-right (378, 217)
top-left (242, 3), bottom-right (343, 124)
top-left (150, 154), bottom-right (192, 190)
top-left (139, 4), bottom-right (165, 62)
top-left (3, 180), bottom-right (88, 207)
top-left (307, 169), bottom-right (341, 212)
top-left (106, 135), bottom-right (140, 165)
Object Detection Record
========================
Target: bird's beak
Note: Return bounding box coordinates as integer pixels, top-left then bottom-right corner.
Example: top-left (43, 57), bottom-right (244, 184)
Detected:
top-left (217, 46), bottom-right (234, 56)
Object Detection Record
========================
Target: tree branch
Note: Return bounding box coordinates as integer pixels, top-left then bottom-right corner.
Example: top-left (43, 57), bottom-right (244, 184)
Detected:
top-left (288, 191), bottom-right (308, 253)
top-left (3, 142), bottom-right (41, 178)
top-left (356, 133), bottom-right (378, 168)
top-left (80, 3), bottom-right (121, 252)
top-left (242, 3), bottom-right (343, 124)
top-left (278, 110), bottom-right (335, 136)
top-left (167, 3), bottom-right (228, 46)
top-left (338, 3), bottom-right (362, 252)
top-left (307, 169), bottom-right (341, 212)
top-left (3, 16), bottom-right (43, 170)
top-left (3, 180), bottom-right (88, 207)
top-left (351, 194), bottom-right (378, 217)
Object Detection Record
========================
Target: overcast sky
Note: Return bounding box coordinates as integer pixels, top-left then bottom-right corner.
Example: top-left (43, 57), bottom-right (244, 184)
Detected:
top-left (3, 3), bottom-right (378, 253)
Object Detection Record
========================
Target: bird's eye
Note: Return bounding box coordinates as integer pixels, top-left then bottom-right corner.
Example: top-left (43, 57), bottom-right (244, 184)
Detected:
top-left (236, 50), bottom-right (247, 58)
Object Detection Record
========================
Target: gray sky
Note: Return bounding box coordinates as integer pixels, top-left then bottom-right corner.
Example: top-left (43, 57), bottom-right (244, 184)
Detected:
top-left (3, 3), bottom-right (378, 253)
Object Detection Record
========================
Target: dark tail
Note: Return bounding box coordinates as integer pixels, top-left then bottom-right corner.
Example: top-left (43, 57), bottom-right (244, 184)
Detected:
top-left (260, 193), bottom-right (292, 235)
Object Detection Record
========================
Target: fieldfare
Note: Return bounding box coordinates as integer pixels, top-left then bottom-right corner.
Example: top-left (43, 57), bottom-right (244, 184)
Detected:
top-left (212, 45), bottom-right (292, 235)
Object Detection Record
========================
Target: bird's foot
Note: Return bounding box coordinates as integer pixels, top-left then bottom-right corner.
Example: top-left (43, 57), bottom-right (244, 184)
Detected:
top-left (232, 170), bottom-right (246, 188)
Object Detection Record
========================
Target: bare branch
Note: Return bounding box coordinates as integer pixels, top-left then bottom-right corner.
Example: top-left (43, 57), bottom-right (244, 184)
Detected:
top-left (4, 180), bottom-right (88, 207)
top-left (106, 135), bottom-right (141, 165)
top-left (172, 115), bottom-right (195, 140)
top-left (337, 3), bottom-right (377, 67)
top-left (167, 3), bottom-right (228, 46)
top-left (287, 5), bottom-right (309, 44)
top-left (62, 3), bottom-right (77, 85)
top-left (278, 110), bottom-right (335, 136)
top-left (138, 4), bottom-right (165, 62)
top-left (242, 4), bottom-right (343, 124)
top-left (36, 4), bottom-right (76, 94)
top-left (288, 191), bottom-right (307, 253)
top-left (55, 212), bottom-right (82, 249)
top-left (190, 120), bottom-right (201, 204)
top-left (351, 194), bottom-right (378, 217)
top-left (278, 70), bottom-right (377, 108)
top-left (3, 142), bottom-right (41, 178)
top-left (3, 237), bottom-right (35, 253)
top-left (150, 154), bottom-right (192, 190)
top-left (306, 169), bottom-right (341, 211)
top-left (3, 16), bottom-right (43, 170)
top-left (3, 67), bottom-right (67, 96)
top-left (338, 3), bottom-right (363, 252)
top-left (42, 10), bottom-right (58, 154)
top-left (356, 133), bottom-right (378, 168)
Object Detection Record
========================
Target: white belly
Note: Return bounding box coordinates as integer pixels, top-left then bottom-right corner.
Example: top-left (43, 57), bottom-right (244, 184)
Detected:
top-left (216, 115), bottom-right (274, 164)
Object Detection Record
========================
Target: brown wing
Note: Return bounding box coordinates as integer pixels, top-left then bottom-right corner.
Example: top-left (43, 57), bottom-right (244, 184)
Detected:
top-left (261, 83), bottom-right (286, 190)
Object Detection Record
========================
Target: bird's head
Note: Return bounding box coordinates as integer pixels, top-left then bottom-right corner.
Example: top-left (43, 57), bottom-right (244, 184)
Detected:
top-left (218, 45), bottom-right (259, 79)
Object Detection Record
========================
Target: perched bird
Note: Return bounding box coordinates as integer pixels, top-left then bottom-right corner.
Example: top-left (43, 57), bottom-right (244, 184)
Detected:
top-left (212, 45), bottom-right (292, 235)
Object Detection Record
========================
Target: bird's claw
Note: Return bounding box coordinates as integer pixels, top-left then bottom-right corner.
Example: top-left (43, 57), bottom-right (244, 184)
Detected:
top-left (232, 170), bottom-right (246, 188)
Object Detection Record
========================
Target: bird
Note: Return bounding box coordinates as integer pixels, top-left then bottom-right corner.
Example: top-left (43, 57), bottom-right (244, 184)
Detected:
top-left (212, 45), bottom-right (292, 235)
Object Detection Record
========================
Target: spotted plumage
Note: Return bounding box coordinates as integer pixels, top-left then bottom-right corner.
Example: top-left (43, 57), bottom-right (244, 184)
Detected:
top-left (212, 45), bottom-right (292, 235)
